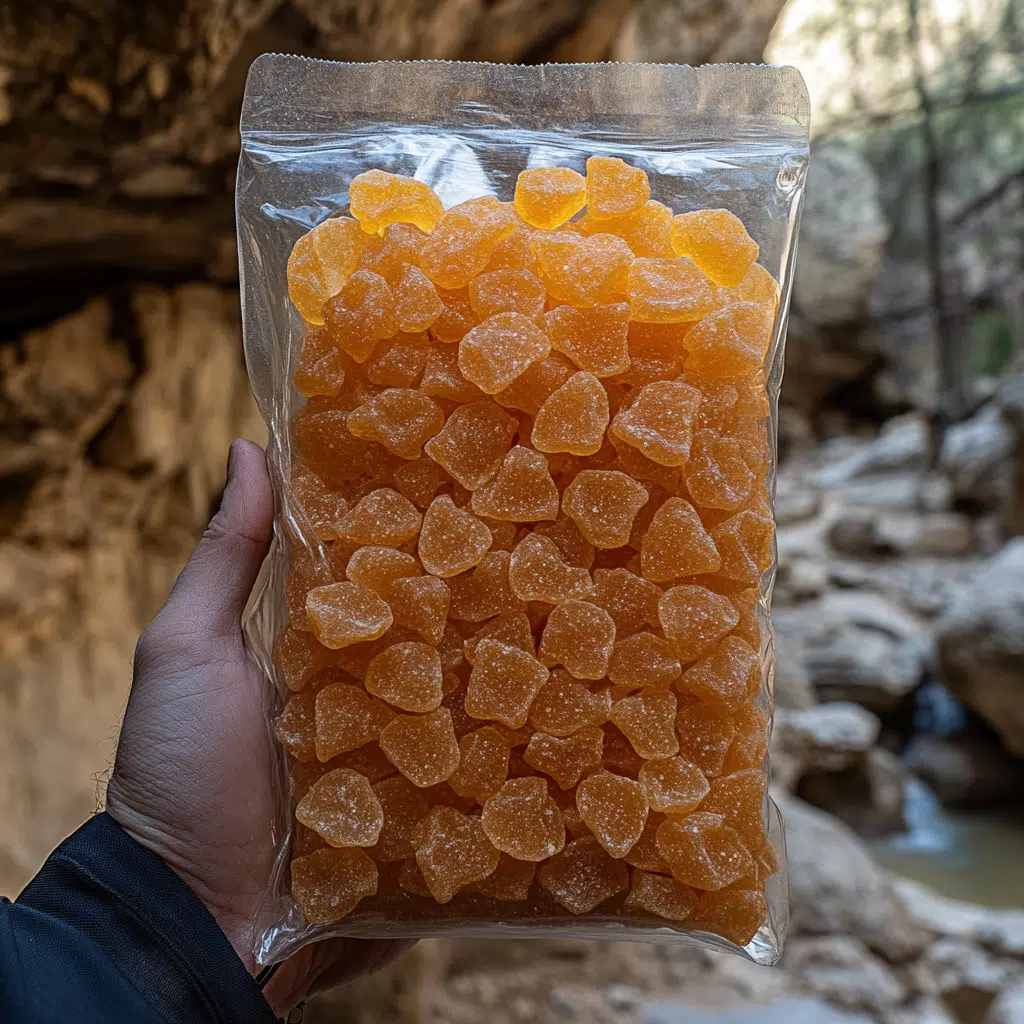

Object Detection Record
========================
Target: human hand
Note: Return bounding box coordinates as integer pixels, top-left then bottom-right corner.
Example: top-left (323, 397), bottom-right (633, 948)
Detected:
top-left (106, 439), bottom-right (409, 1017)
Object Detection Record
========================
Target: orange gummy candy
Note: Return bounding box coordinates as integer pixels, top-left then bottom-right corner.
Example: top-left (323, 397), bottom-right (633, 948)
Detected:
top-left (684, 430), bottom-right (754, 511)
top-left (420, 197), bottom-right (518, 290)
top-left (508, 533), bottom-right (596, 605)
top-left (417, 496), bottom-right (492, 577)
top-left (448, 550), bottom-right (523, 622)
top-left (641, 498), bottom-right (721, 582)
top-left (459, 312), bottom-right (550, 395)
top-left (420, 343), bottom-right (486, 403)
top-left (609, 689), bottom-right (678, 759)
top-left (430, 286), bottom-right (481, 343)
top-left (538, 836), bottom-right (629, 914)
top-left (291, 847), bottom-right (378, 924)
top-left (471, 446), bottom-right (560, 522)
top-left (514, 166), bottom-right (587, 230)
top-left (295, 767), bottom-right (385, 848)
top-left (530, 669), bottom-right (611, 737)
top-left (658, 585), bottom-right (739, 663)
top-left (608, 632), bottom-right (681, 689)
top-left (415, 805), bottom-right (501, 903)
top-left (275, 688), bottom-right (318, 762)
top-left (539, 600), bottom-right (616, 680)
top-left (683, 302), bottom-right (773, 380)
top-left (627, 258), bottom-right (718, 324)
top-left (295, 332), bottom-right (348, 398)
top-left (585, 156), bottom-right (650, 220)
top-left (611, 383), bottom-right (700, 470)
top-left (482, 776), bottom-right (566, 861)
top-left (392, 267), bottom-right (443, 333)
top-left (379, 707), bottom-right (461, 788)
top-left (639, 757), bottom-right (710, 814)
top-left (669, 209), bottom-right (759, 288)
top-left (288, 217), bottom-right (367, 325)
top-left (469, 854), bottom-right (536, 901)
top-left (273, 625), bottom-right (335, 692)
top-left (359, 220), bottom-right (428, 276)
top-left (678, 637), bottom-right (761, 717)
top-left (694, 887), bottom-right (767, 946)
top-left (532, 372), bottom-right (610, 457)
top-left (625, 870), bottom-right (699, 923)
top-left (469, 269), bottom-right (547, 320)
top-left (349, 170), bottom-right (444, 235)
top-left (463, 612), bottom-right (534, 665)
top-left (710, 511), bottom-right (774, 588)
top-left (448, 725), bottom-right (511, 803)
top-left (325, 269), bottom-right (399, 363)
top-left (306, 582), bottom-right (393, 649)
top-left (576, 200), bottom-right (673, 258)
top-left (424, 400), bottom-right (518, 489)
top-left (562, 470), bottom-right (649, 549)
top-left (655, 812), bottom-right (754, 891)
top-left (387, 575), bottom-right (451, 644)
top-left (721, 702), bottom-right (769, 774)
top-left (534, 232), bottom-right (633, 307)
top-left (347, 388), bottom-right (444, 460)
top-left (576, 771), bottom-right (648, 858)
top-left (535, 516), bottom-right (596, 570)
top-left (544, 303), bottom-right (632, 378)
top-left (346, 546), bottom-right (420, 595)
top-left (314, 682), bottom-right (395, 761)
top-left (675, 701), bottom-right (737, 777)
top-left (591, 568), bottom-right (661, 635)
top-left (335, 488), bottom-right (422, 546)
top-left (365, 331), bottom-right (430, 388)
top-left (701, 768), bottom-right (767, 852)
top-left (625, 815), bottom-right (671, 873)
top-left (524, 727), bottom-right (604, 790)
top-left (494, 354), bottom-right (574, 415)
top-left (371, 775), bottom-right (431, 862)
top-left (365, 641), bottom-right (444, 713)
top-left (466, 639), bottom-right (549, 729)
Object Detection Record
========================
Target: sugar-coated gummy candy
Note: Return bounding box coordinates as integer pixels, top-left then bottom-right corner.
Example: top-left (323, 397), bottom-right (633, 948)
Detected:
top-left (295, 407), bottom-right (385, 488)
top-left (625, 815), bottom-right (671, 873)
top-left (365, 331), bottom-right (429, 388)
top-left (530, 669), bottom-right (611, 737)
top-left (611, 437), bottom-right (682, 493)
top-left (430, 286), bottom-right (481, 343)
top-left (494, 354), bottom-right (574, 416)
top-left (359, 221), bottom-right (428, 277)
top-left (291, 846), bottom-right (378, 924)
top-left (532, 372), bottom-right (610, 457)
top-left (658, 585), bottom-right (739, 663)
top-left (295, 767), bottom-right (385, 848)
top-left (684, 430), bottom-right (754, 511)
top-left (314, 682), bottom-right (395, 761)
top-left (675, 701), bottom-right (737, 777)
top-left (387, 575), bottom-right (450, 644)
top-left (347, 388), bottom-right (444, 460)
top-left (465, 639), bottom-right (549, 729)
top-left (448, 550), bottom-right (523, 622)
top-left (335, 488), bottom-right (422, 546)
top-left (392, 268), bottom-right (443, 334)
top-left (291, 465), bottom-right (349, 541)
top-left (346, 546), bottom-right (420, 595)
top-left (424, 400), bottom-right (518, 490)
top-left (295, 337), bottom-right (347, 398)
top-left (463, 612), bottom-right (534, 665)
top-left (576, 771), bottom-right (648, 859)
top-left (415, 805), bottom-right (501, 903)
top-left (370, 775), bottom-right (431, 863)
top-left (625, 870), bottom-right (699, 922)
top-left (591, 568), bottom-right (661, 635)
top-left (585, 156), bottom-right (650, 220)
top-left (471, 446), bottom-right (560, 522)
top-left (349, 170), bottom-right (444, 235)
top-left (273, 625), bottom-right (336, 692)
top-left (639, 757), bottom-right (710, 814)
top-left (710, 511), bottom-right (774, 588)
top-left (641, 498), bottom-right (721, 582)
top-left (607, 632), bottom-right (681, 689)
top-left (544, 303), bottom-right (631, 378)
top-left (535, 516), bottom-right (596, 570)
top-left (333, 741), bottom-right (396, 784)
top-left (448, 725), bottom-right (511, 803)
top-left (655, 812), bottom-right (754, 891)
top-left (306, 581), bottom-right (393, 649)
top-left (678, 637), bottom-right (761, 717)
top-left (325, 270), bottom-right (399, 363)
top-left (481, 776), bottom-right (566, 861)
top-left (627, 258), bottom-right (718, 324)
top-left (609, 689), bottom-right (679, 760)
top-left (538, 836), bottom-right (630, 914)
top-left (275, 688), bottom-right (318, 762)
top-left (534, 232), bottom-right (633, 307)
top-left (539, 600), bottom-right (616, 680)
top-left (420, 197), bottom-right (518, 291)
top-left (683, 302), bottom-right (773, 380)
top-left (701, 768), bottom-right (767, 852)
top-left (735, 262), bottom-right (781, 312)
top-left (721, 702), bottom-right (769, 774)
top-left (669, 209), bottom-right (759, 288)
top-left (379, 707), bottom-right (461, 787)
top-left (610, 381), bottom-right (701, 468)
top-left (420, 343), bottom-right (486, 402)
top-left (468, 854), bottom-right (536, 901)
top-left (288, 217), bottom-right (367, 325)
top-left (458, 312), bottom-right (551, 395)
top-left (562, 470), bottom-right (649, 549)
top-left (487, 219), bottom-right (539, 274)
top-left (417, 495), bottom-right (492, 578)
top-left (694, 887), bottom-right (767, 946)
top-left (514, 166), bottom-right (587, 230)
top-left (397, 857), bottom-right (433, 897)
top-left (364, 641), bottom-right (444, 713)
top-left (524, 727), bottom-right (604, 790)
top-left (509, 533), bottom-right (596, 605)
top-left (469, 269), bottom-right (547, 320)
top-left (576, 200), bottom-right (674, 258)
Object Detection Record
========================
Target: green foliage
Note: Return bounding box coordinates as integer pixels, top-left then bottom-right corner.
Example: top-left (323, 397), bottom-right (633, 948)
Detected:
top-left (966, 307), bottom-right (1020, 376)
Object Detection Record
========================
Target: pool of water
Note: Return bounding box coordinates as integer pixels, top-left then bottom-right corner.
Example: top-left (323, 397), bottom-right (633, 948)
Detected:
top-left (869, 779), bottom-right (1024, 909)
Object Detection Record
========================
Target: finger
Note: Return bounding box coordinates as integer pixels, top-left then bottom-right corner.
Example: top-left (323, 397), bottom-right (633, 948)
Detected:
top-left (164, 439), bottom-right (274, 637)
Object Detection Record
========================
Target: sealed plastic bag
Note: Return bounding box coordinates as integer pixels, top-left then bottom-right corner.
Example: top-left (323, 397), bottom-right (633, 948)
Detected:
top-left (237, 55), bottom-right (809, 968)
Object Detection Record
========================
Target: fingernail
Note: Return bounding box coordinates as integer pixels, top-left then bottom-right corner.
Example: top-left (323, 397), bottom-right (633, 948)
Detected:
top-left (227, 440), bottom-right (239, 480)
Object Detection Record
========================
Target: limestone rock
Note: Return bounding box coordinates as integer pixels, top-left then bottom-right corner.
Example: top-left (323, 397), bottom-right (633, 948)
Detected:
top-left (987, 983), bottom-right (1024, 1024)
top-left (641, 999), bottom-right (866, 1023)
top-left (940, 404), bottom-right (1015, 507)
top-left (770, 703), bottom-right (880, 790)
top-left (937, 539), bottom-right (1024, 757)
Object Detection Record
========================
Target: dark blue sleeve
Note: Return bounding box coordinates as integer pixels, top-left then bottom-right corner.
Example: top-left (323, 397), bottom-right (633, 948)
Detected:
top-left (0, 813), bottom-right (278, 1024)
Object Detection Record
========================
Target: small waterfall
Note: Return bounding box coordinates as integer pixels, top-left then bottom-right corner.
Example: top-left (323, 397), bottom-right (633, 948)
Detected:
top-left (890, 776), bottom-right (955, 854)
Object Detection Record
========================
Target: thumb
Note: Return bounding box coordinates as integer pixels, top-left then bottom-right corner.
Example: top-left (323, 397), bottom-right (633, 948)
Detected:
top-left (163, 439), bottom-right (274, 638)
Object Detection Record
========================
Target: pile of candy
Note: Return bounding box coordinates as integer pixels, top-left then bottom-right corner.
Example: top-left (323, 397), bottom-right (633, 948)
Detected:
top-left (274, 157), bottom-right (777, 946)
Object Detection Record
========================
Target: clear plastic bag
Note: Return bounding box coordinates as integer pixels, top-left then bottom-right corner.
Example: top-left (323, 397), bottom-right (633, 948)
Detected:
top-left (237, 55), bottom-right (809, 968)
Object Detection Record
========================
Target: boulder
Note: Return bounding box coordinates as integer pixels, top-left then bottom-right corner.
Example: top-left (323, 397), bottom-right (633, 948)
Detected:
top-left (941, 404), bottom-right (1015, 507)
top-left (815, 414), bottom-right (930, 488)
top-left (912, 938), bottom-right (1017, 1022)
top-left (776, 792), bottom-right (930, 962)
top-left (641, 998), bottom-right (867, 1024)
top-left (987, 983), bottom-right (1024, 1024)
top-left (937, 539), bottom-right (1024, 757)
top-left (904, 732), bottom-right (1024, 808)
top-left (828, 510), bottom-right (975, 558)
